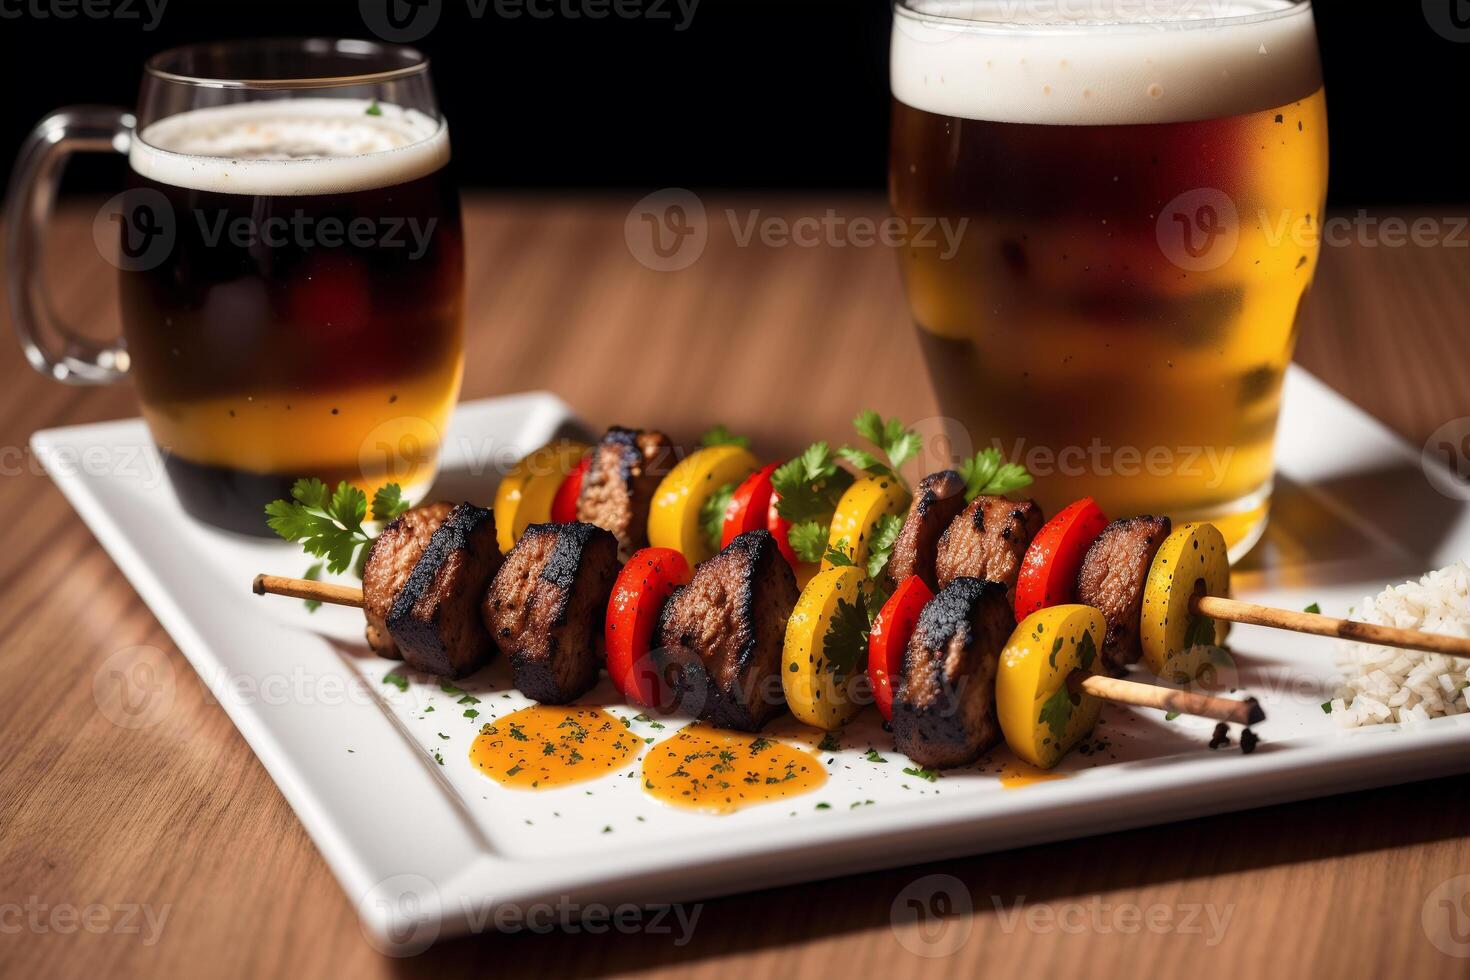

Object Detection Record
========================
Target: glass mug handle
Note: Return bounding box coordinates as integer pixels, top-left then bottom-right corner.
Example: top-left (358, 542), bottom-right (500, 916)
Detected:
top-left (4, 106), bottom-right (135, 384)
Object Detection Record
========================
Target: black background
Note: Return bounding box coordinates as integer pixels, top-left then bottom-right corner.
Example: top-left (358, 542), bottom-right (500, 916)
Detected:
top-left (0, 0), bottom-right (1465, 204)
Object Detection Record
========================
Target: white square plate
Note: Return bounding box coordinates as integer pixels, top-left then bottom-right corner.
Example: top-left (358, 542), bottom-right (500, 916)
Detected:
top-left (33, 370), bottom-right (1470, 949)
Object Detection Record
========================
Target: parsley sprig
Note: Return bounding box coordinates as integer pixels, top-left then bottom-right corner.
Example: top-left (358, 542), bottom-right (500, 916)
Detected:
top-left (822, 596), bottom-right (871, 682)
top-left (265, 478), bottom-right (410, 577)
top-left (772, 411), bottom-right (919, 566)
top-left (958, 448), bottom-right (1033, 502)
top-left (863, 513), bottom-right (905, 582)
top-left (837, 410), bottom-right (920, 490)
top-left (772, 443), bottom-right (855, 563)
top-left (700, 424), bottom-right (750, 449)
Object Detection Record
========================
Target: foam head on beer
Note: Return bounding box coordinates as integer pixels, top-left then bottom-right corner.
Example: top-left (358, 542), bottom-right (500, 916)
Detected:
top-left (891, 0), bottom-right (1323, 125)
top-left (130, 99), bottom-right (449, 195)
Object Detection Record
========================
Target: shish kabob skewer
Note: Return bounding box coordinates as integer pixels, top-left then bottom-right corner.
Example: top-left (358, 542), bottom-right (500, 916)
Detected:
top-left (254, 416), bottom-right (1464, 778)
top-left (251, 549), bottom-right (1262, 727)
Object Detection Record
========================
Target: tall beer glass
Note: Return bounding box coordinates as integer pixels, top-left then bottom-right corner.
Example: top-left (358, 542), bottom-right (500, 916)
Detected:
top-left (889, 1), bottom-right (1328, 558)
top-left (7, 40), bottom-right (464, 534)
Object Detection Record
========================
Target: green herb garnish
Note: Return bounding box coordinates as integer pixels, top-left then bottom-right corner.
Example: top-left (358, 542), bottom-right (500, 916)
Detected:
top-left (1038, 685), bottom-right (1075, 740)
top-left (839, 410), bottom-right (921, 488)
top-left (265, 478), bottom-right (409, 576)
top-left (787, 520), bottom-right (831, 564)
top-left (822, 538), bottom-right (856, 568)
top-left (822, 596), bottom-right (871, 681)
top-left (700, 480), bottom-right (737, 553)
top-left (864, 513), bottom-right (905, 581)
top-left (1304, 602), bottom-right (1322, 614)
top-left (700, 424), bottom-right (750, 449)
top-left (958, 448), bottom-right (1033, 502)
top-left (771, 443), bottom-right (854, 525)
top-left (902, 766), bottom-right (939, 782)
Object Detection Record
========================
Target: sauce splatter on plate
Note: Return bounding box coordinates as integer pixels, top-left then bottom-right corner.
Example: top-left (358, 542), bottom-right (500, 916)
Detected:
top-left (471, 706), bottom-right (639, 789)
top-left (642, 723), bottom-right (826, 814)
top-left (998, 759), bottom-right (1071, 790)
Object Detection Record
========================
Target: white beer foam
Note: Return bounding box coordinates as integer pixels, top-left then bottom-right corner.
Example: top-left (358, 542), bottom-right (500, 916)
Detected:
top-left (130, 99), bottom-right (449, 196)
top-left (892, 0), bottom-right (1323, 125)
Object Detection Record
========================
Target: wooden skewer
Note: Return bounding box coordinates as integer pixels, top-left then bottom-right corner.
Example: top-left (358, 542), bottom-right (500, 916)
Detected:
top-left (1192, 594), bottom-right (1470, 661)
top-left (253, 574), bottom-right (364, 609)
top-left (252, 573), bottom-right (1264, 728)
top-left (1073, 673), bottom-right (1263, 727)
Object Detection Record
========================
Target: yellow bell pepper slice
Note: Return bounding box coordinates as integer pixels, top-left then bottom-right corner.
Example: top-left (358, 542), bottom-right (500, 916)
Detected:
top-left (492, 438), bottom-right (590, 553)
top-left (821, 475), bottom-right (911, 573)
top-left (1140, 522), bottom-right (1231, 676)
top-left (782, 565), bottom-right (869, 730)
top-left (647, 445), bottom-right (760, 566)
top-left (997, 604), bottom-right (1106, 769)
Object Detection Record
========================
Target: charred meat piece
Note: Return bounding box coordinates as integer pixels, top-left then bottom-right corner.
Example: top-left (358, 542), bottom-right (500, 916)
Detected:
top-left (885, 470), bottom-right (967, 592)
top-left (484, 522), bottom-right (620, 704)
top-left (893, 577), bottom-right (1013, 769)
top-left (382, 503), bottom-right (502, 678)
top-left (362, 501), bottom-right (457, 659)
top-left (576, 426), bottom-right (672, 559)
top-left (655, 530), bottom-right (798, 731)
top-left (1075, 516), bottom-right (1172, 673)
top-left (935, 495), bottom-right (1045, 599)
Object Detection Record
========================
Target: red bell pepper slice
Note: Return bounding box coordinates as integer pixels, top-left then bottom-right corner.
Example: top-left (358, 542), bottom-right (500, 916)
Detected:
top-left (766, 489), bottom-right (801, 569)
top-left (549, 455), bottom-right (591, 524)
top-left (721, 462), bottom-right (779, 549)
top-left (1013, 497), bottom-right (1108, 620)
top-left (868, 576), bottom-right (933, 722)
top-left (605, 547), bottom-right (691, 707)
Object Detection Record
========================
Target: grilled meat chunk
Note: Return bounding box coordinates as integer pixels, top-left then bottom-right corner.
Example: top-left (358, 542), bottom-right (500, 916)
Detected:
top-left (655, 530), bottom-right (798, 731)
top-left (893, 577), bottom-right (1013, 769)
top-left (362, 501), bottom-right (457, 659)
top-left (885, 470), bottom-right (967, 592)
top-left (1075, 516), bottom-right (1172, 673)
top-left (577, 426), bottom-right (672, 559)
top-left (484, 522), bottom-right (620, 704)
top-left (381, 503), bottom-right (502, 678)
top-left (935, 495), bottom-right (1045, 599)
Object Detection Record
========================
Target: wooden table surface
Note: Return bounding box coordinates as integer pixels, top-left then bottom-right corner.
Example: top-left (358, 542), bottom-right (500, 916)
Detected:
top-left (3, 195), bottom-right (1469, 978)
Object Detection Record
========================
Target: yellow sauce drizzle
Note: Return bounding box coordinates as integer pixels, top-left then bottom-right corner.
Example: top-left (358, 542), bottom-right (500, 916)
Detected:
top-left (641, 723), bottom-right (827, 814)
top-left (999, 759), bottom-right (1072, 790)
top-left (470, 706), bottom-right (639, 789)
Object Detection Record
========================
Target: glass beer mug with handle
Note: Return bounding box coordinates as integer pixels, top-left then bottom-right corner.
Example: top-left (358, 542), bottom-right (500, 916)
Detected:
top-left (889, 0), bottom-right (1328, 559)
top-left (5, 39), bottom-right (465, 535)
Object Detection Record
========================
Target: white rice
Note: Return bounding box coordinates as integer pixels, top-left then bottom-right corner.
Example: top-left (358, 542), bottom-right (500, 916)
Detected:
top-left (1330, 561), bottom-right (1470, 728)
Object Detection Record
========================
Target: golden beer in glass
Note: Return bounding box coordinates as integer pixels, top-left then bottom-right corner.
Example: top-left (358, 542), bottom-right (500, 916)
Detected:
top-left (889, 0), bottom-right (1328, 557)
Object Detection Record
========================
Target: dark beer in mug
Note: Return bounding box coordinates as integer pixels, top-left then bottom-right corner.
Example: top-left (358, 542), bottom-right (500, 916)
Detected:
top-left (120, 98), bottom-right (464, 533)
